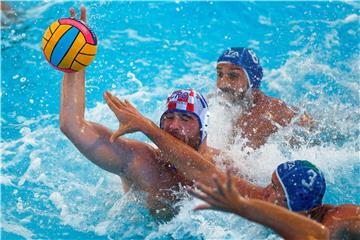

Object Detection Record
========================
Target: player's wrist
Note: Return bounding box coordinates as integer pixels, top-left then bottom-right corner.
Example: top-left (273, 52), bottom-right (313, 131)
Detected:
top-left (137, 118), bottom-right (156, 135)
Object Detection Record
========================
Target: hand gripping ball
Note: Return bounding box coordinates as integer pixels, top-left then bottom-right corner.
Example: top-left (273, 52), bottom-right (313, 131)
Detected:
top-left (42, 18), bottom-right (97, 72)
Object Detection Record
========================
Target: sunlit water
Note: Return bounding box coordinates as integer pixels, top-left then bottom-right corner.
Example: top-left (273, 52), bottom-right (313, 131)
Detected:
top-left (1, 1), bottom-right (359, 239)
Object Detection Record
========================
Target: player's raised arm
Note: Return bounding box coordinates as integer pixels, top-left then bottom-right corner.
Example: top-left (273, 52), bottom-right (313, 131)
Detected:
top-left (59, 7), bottom-right (152, 176)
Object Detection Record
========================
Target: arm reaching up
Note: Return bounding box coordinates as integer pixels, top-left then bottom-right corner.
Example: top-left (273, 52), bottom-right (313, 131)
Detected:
top-left (59, 7), bottom-right (153, 176)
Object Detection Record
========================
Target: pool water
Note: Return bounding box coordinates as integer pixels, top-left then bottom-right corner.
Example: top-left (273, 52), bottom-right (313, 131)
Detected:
top-left (1, 1), bottom-right (359, 239)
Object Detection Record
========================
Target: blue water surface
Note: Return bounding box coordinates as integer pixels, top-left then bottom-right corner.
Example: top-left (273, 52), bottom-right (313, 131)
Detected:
top-left (1, 1), bottom-right (359, 239)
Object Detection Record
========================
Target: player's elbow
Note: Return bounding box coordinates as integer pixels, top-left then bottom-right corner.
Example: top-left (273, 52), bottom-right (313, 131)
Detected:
top-left (320, 227), bottom-right (330, 240)
top-left (59, 117), bottom-right (85, 137)
top-left (60, 121), bottom-right (74, 139)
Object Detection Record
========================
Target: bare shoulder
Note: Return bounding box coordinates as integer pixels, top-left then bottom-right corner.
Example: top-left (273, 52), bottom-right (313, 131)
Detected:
top-left (322, 204), bottom-right (360, 227)
top-left (116, 138), bottom-right (160, 166)
top-left (326, 204), bottom-right (360, 218)
top-left (323, 204), bottom-right (360, 239)
top-left (256, 92), bottom-right (295, 123)
top-left (253, 90), bottom-right (291, 112)
top-left (267, 95), bottom-right (293, 112)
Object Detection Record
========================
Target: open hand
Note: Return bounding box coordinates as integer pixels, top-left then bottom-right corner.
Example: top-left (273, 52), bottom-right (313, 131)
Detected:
top-left (189, 171), bottom-right (246, 215)
top-left (104, 91), bottom-right (149, 142)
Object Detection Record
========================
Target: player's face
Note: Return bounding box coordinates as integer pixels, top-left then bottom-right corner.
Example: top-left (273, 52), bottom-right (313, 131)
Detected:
top-left (265, 172), bottom-right (288, 208)
top-left (216, 63), bottom-right (249, 102)
top-left (161, 112), bottom-right (201, 149)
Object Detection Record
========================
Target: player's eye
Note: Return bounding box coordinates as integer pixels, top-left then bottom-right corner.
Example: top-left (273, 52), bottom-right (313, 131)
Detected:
top-left (228, 72), bottom-right (239, 79)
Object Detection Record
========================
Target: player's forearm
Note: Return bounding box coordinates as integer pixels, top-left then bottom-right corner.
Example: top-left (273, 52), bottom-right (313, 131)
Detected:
top-left (242, 199), bottom-right (329, 240)
top-left (60, 70), bottom-right (86, 130)
top-left (141, 120), bottom-right (224, 186)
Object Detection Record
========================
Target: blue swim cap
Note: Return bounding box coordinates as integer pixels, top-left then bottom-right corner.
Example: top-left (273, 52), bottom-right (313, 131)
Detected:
top-left (276, 160), bottom-right (326, 212)
top-left (217, 47), bottom-right (263, 89)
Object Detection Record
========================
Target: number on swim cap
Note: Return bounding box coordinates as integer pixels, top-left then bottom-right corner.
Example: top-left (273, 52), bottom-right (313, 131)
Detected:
top-left (301, 169), bottom-right (318, 188)
top-left (247, 49), bottom-right (259, 64)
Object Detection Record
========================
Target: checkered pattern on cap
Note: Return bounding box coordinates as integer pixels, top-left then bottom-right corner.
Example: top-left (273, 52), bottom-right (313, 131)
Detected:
top-left (167, 90), bottom-right (196, 113)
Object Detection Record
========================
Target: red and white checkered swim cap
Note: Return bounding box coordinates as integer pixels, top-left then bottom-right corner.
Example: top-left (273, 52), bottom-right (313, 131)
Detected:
top-left (160, 89), bottom-right (209, 145)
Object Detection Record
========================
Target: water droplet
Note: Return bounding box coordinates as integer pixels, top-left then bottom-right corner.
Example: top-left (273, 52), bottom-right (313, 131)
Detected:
top-left (16, 116), bottom-right (26, 123)
top-left (20, 127), bottom-right (31, 136)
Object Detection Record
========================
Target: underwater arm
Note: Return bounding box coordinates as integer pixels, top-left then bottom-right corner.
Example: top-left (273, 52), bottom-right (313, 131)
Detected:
top-left (190, 173), bottom-right (329, 240)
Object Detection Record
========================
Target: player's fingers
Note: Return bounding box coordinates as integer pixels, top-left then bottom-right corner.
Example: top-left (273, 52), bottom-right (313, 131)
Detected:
top-left (196, 183), bottom-right (226, 204)
top-left (112, 95), bottom-right (127, 108)
top-left (213, 176), bottom-right (225, 196)
top-left (226, 170), bottom-right (233, 192)
top-left (110, 126), bottom-right (128, 143)
top-left (193, 204), bottom-right (214, 211)
top-left (70, 8), bottom-right (76, 18)
top-left (104, 91), bottom-right (120, 112)
top-left (80, 6), bottom-right (87, 22)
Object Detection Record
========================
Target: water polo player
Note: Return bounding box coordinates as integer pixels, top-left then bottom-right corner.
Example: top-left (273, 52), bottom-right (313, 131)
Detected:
top-left (59, 7), bottom-right (232, 219)
top-left (190, 160), bottom-right (360, 239)
top-left (216, 47), bottom-right (314, 149)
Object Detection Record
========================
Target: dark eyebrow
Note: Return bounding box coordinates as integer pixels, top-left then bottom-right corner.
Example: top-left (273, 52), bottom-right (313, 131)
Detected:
top-left (181, 113), bottom-right (193, 118)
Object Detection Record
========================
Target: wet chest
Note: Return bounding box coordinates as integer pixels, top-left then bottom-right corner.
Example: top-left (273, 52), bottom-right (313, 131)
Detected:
top-left (128, 155), bottom-right (191, 197)
top-left (236, 106), bottom-right (280, 141)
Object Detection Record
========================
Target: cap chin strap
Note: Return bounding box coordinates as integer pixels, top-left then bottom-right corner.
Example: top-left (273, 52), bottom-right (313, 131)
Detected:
top-left (242, 67), bottom-right (251, 89)
top-left (276, 169), bottom-right (292, 211)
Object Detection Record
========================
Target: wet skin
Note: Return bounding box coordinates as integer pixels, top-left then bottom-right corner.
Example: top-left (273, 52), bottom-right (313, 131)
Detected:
top-left (216, 63), bottom-right (249, 102)
top-left (161, 112), bottom-right (200, 150)
top-left (60, 7), bottom-right (217, 220)
top-left (216, 63), bottom-right (312, 149)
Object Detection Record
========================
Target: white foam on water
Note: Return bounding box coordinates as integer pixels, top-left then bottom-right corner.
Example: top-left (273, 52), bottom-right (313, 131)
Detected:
top-left (0, 175), bottom-right (16, 186)
top-left (18, 155), bottom-right (41, 186)
top-left (1, 221), bottom-right (34, 240)
top-left (258, 16), bottom-right (272, 26)
top-left (121, 28), bottom-right (161, 42)
top-left (94, 220), bottom-right (112, 236)
top-left (289, 13), bottom-right (360, 27)
top-left (324, 29), bottom-right (340, 48)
